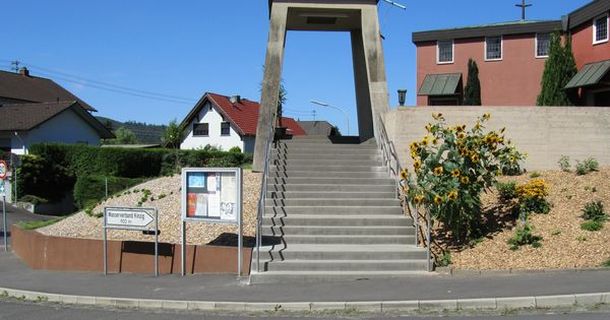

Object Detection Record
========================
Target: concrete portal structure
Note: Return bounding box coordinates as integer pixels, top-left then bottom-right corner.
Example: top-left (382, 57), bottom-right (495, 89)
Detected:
top-left (253, 0), bottom-right (390, 171)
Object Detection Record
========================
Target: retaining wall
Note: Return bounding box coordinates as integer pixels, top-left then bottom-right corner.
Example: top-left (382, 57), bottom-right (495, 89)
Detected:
top-left (383, 106), bottom-right (610, 171)
top-left (11, 226), bottom-right (252, 275)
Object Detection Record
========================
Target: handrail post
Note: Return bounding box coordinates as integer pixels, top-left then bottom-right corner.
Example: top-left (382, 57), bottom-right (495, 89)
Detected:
top-left (426, 208), bottom-right (432, 272)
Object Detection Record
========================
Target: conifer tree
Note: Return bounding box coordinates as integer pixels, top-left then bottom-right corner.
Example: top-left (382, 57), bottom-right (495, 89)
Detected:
top-left (463, 59), bottom-right (482, 105)
top-left (537, 33), bottom-right (578, 106)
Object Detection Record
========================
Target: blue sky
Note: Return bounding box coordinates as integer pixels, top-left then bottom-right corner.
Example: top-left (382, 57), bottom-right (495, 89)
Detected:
top-left (1, 0), bottom-right (590, 135)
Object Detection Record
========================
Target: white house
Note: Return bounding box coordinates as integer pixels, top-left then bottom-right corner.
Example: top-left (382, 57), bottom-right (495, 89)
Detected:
top-left (0, 101), bottom-right (113, 154)
top-left (179, 92), bottom-right (305, 153)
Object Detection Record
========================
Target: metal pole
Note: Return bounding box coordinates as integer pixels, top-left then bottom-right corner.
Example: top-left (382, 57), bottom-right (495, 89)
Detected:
top-left (105, 177), bottom-right (108, 199)
top-left (181, 220), bottom-right (186, 276)
top-left (154, 209), bottom-right (159, 277)
top-left (2, 194), bottom-right (7, 252)
top-left (237, 169), bottom-right (243, 277)
top-left (426, 208), bottom-right (432, 272)
top-left (14, 167), bottom-right (17, 203)
top-left (103, 217), bottom-right (108, 275)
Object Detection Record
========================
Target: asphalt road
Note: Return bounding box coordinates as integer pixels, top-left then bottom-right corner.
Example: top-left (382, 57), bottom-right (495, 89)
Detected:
top-left (1, 299), bottom-right (609, 320)
top-left (0, 201), bottom-right (55, 246)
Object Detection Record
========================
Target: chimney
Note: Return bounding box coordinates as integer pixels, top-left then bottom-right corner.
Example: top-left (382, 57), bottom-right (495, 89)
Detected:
top-left (19, 67), bottom-right (30, 77)
top-left (230, 95), bottom-right (241, 104)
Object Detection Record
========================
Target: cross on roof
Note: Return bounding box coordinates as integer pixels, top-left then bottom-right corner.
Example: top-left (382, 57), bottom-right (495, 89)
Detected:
top-left (515, 0), bottom-right (532, 20)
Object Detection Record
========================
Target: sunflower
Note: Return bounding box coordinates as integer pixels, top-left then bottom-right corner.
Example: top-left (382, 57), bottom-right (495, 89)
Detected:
top-left (457, 132), bottom-right (466, 140)
top-left (470, 153), bottom-right (480, 163)
top-left (410, 150), bottom-right (418, 160)
top-left (447, 190), bottom-right (458, 201)
top-left (410, 142), bottom-right (419, 152)
top-left (433, 166), bottom-right (444, 176)
top-left (413, 159), bottom-right (422, 171)
top-left (460, 176), bottom-right (470, 184)
top-left (483, 113), bottom-right (491, 120)
top-left (421, 136), bottom-right (431, 146)
top-left (432, 112), bottom-right (443, 120)
top-left (425, 123), bottom-right (432, 133)
top-left (432, 138), bottom-right (439, 145)
top-left (400, 169), bottom-right (408, 180)
top-left (413, 194), bottom-right (425, 205)
top-left (434, 195), bottom-right (443, 205)
top-left (451, 168), bottom-right (460, 177)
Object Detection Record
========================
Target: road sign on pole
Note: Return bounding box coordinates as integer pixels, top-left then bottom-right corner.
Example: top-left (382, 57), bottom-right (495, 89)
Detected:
top-left (103, 207), bottom-right (159, 276)
top-left (1, 180), bottom-right (7, 252)
top-left (0, 160), bottom-right (7, 179)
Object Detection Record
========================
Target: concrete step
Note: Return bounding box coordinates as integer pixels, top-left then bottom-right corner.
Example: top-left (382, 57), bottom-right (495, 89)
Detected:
top-left (272, 159), bottom-right (382, 167)
top-left (275, 143), bottom-right (378, 150)
top-left (261, 259), bottom-right (428, 272)
top-left (268, 171), bottom-right (388, 179)
top-left (262, 214), bottom-right (412, 226)
top-left (267, 184), bottom-right (396, 193)
top-left (273, 148), bottom-right (378, 156)
top-left (271, 153), bottom-right (381, 161)
top-left (267, 177), bottom-right (395, 185)
top-left (280, 234), bottom-right (414, 245)
top-left (270, 165), bottom-right (387, 173)
top-left (264, 206), bottom-right (404, 215)
top-left (262, 225), bottom-right (415, 236)
top-left (264, 198), bottom-right (401, 207)
top-left (255, 244), bottom-right (428, 260)
top-left (249, 270), bottom-right (430, 283)
top-left (266, 191), bottom-right (396, 199)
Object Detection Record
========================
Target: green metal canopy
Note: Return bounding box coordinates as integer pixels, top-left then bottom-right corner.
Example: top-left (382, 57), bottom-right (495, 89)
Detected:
top-left (565, 60), bottom-right (610, 89)
top-left (418, 73), bottom-right (462, 96)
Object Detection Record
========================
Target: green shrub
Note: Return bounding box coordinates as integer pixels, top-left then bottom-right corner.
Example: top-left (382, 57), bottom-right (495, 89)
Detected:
top-left (517, 178), bottom-right (551, 214)
top-left (496, 181), bottom-right (517, 202)
top-left (558, 155), bottom-right (571, 172)
top-left (575, 161), bottom-right (588, 175)
top-left (497, 145), bottom-right (527, 176)
top-left (437, 252), bottom-right (452, 267)
top-left (582, 201), bottom-right (607, 222)
top-left (17, 154), bottom-right (75, 202)
top-left (17, 218), bottom-right (64, 230)
top-left (580, 220), bottom-right (604, 232)
top-left (529, 171), bottom-right (541, 178)
top-left (73, 175), bottom-right (146, 209)
top-left (19, 195), bottom-right (48, 205)
top-left (405, 113), bottom-right (526, 242)
top-left (508, 223), bottom-right (542, 250)
top-left (575, 157), bottom-right (599, 176)
top-left (603, 259), bottom-right (610, 268)
top-left (229, 146), bottom-right (242, 153)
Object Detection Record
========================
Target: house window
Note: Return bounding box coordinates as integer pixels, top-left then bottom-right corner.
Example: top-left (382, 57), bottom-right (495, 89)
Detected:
top-left (221, 122), bottom-right (231, 136)
top-left (193, 123), bottom-right (209, 136)
top-left (437, 40), bottom-right (454, 64)
top-left (593, 14), bottom-right (609, 44)
top-left (485, 36), bottom-right (502, 61)
top-left (536, 33), bottom-right (550, 58)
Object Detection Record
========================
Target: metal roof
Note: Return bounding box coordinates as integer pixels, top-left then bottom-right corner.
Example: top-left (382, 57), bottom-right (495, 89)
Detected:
top-left (565, 60), bottom-right (610, 89)
top-left (567, 0), bottom-right (610, 29)
top-left (418, 73), bottom-right (462, 96)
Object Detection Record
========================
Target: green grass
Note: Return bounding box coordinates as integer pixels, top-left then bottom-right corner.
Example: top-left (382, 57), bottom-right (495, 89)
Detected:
top-left (602, 259), bottom-right (610, 268)
top-left (17, 218), bottom-right (64, 230)
top-left (241, 163), bottom-right (253, 170)
top-left (581, 220), bottom-right (604, 232)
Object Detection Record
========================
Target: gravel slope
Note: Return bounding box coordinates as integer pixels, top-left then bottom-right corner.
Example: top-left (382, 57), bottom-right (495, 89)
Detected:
top-left (38, 171), bottom-right (261, 246)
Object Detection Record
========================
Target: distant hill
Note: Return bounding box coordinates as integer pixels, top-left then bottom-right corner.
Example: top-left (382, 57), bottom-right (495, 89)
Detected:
top-left (96, 116), bottom-right (167, 144)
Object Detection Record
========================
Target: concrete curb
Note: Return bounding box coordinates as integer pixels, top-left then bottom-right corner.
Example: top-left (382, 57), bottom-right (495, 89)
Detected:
top-left (0, 287), bottom-right (608, 313)
top-left (436, 266), bottom-right (610, 276)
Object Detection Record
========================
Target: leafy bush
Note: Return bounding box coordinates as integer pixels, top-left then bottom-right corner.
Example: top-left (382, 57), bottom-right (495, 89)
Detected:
top-left (582, 201), bottom-right (607, 222)
top-left (603, 259), bottom-right (610, 268)
top-left (558, 155), bottom-right (571, 172)
top-left (229, 146), bottom-right (242, 153)
top-left (73, 175), bottom-right (146, 209)
top-left (517, 178), bottom-right (551, 214)
top-left (405, 113), bottom-right (525, 242)
top-left (496, 181), bottom-right (517, 202)
top-left (497, 145), bottom-right (527, 176)
top-left (438, 252), bottom-right (452, 267)
top-left (580, 220), bottom-right (603, 232)
top-left (529, 171), bottom-right (541, 178)
top-left (19, 195), bottom-right (49, 205)
top-left (508, 223), bottom-right (542, 250)
top-left (17, 154), bottom-right (75, 202)
top-left (575, 157), bottom-right (599, 176)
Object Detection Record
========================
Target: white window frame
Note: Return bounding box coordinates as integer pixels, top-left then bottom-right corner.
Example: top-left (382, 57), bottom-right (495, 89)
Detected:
top-left (485, 36), bottom-right (503, 61)
top-left (535, 33), bottom-right (550, 58)
top-left (593, 13), bottom-right (609, 45)
top-left (436, 40), bottom-right (454, 64)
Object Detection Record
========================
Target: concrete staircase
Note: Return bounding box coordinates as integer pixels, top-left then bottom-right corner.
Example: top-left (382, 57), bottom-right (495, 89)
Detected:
top-left (249, 135), bottom-right (428, 283)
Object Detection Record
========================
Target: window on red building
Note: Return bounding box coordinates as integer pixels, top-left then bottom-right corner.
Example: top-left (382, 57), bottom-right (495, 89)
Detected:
top-left (593, 14), bottom-right (609, 44)
top-left (437, 40), bottom-right (454, 64)
top-left (536, 33), bottom-right (550, 58)
top-left (485, 36), bottom-right (502, 60)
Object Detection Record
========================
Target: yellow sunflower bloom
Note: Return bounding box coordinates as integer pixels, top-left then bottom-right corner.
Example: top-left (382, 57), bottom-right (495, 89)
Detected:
top-left (460, 176), bottom-right (470, 184)
top-left (434, 195), bottom-right (443, 205)
top-left (433, 166), bottom-right (444, 176)
top-left (451, 168), bottom-right (460, 177)
top-left (400, 169), bottom-right (408, 180)
top-left (413, 194), bottom-right (425, 205)
top-left (470, 153), bottom-right (480, 163)
top-left (447, 190), bottom-right (458, 201)
top-left (457, 132), bottom-right (466, 140)
top-left (413, 159), bottom-right (422, 171)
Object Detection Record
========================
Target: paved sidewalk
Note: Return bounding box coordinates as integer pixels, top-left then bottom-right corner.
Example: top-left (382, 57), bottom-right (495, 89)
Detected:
top-left (1, 252), bottom-right (609, 303)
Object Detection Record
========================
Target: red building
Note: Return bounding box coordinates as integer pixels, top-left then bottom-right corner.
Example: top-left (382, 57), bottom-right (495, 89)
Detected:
top-left (412, 0), bottom-right (610, 106)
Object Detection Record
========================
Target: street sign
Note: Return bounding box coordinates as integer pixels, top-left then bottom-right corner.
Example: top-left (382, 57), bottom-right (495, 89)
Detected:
top-left (102, 207), bottom-right (159, 277)
top-left (0, 180), bottom-right (5, 197)
top-left (0, 160), bottom-right (7, 179)
top-left (105, 207), bottom-right (154, 230)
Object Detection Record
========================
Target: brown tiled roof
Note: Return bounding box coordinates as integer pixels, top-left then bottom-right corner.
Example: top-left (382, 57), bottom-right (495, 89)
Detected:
top-left (0, 70), bottom-right (96, 112)
top-left (0, 101), bottom-right (113, 138)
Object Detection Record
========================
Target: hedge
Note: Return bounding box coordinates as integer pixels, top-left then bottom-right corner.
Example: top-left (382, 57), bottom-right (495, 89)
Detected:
top-left (20, 144), bottom-right (253, 205)
top-left (73, 175), bottom-right (146, 209)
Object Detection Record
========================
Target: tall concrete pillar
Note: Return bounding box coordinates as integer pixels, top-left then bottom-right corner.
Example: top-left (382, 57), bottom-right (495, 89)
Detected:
top-left (253, 4), bottom-right (288, 172)
top-left (253, 0), bottom-right (389, 171)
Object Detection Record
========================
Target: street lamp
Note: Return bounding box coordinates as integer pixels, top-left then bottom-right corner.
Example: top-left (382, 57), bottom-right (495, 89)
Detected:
top-left (310, 100), bottom-right (350, 136)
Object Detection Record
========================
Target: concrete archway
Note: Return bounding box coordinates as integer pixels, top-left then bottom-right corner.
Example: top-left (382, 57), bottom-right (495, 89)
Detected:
top-left (253, 0), bottom-right (390, 171)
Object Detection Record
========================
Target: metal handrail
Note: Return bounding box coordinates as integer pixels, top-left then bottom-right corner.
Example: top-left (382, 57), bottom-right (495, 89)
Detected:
top-left (375, 114), bottom-right (433, 272)
top-left (255, 123), bottom-right (276, 273)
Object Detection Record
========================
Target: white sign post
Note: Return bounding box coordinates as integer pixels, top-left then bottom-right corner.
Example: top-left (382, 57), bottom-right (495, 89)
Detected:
top-left (180, 168), bottom-right (243, 277)
top-left (1, 160), bottom-right (8, 252)
top-left (103, 207), bottom-right (159, 276)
